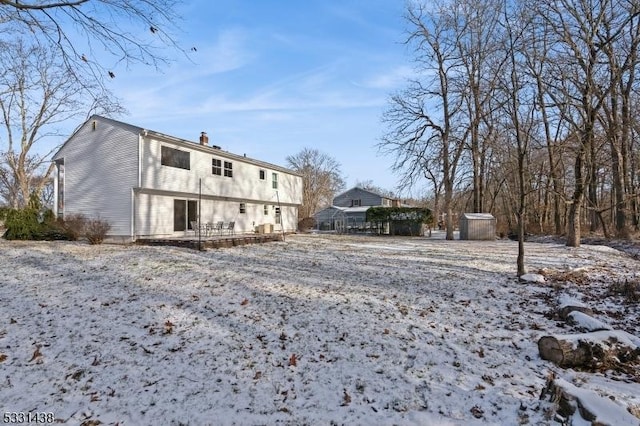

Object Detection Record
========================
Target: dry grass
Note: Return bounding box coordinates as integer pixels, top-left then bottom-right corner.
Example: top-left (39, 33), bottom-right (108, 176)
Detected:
top-left (608, 279), bottom-right (640, 303)
top-left (538, 268), bottom-right (592, 286)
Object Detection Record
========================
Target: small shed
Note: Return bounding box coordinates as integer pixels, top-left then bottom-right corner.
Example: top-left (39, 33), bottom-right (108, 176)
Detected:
top-left (459, 213), bottom-right (496, 240)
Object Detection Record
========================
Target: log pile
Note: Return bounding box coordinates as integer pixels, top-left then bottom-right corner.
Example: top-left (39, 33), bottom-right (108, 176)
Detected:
top-left (538, 305), bottom-right (640, 372)
top-left (537, 303), bottom-right (640, 425)
top-left (540, 373), bottom-right (640, 425)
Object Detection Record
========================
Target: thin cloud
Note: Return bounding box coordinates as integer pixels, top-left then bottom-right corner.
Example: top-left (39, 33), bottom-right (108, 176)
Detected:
top-left (358, 65), bottom-right (414, 90)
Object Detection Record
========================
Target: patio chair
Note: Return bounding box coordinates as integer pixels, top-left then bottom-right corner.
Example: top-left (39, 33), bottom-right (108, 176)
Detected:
top-left (190, 221), bottom-right (202, 237)
top-left (214, 221), bottom-right (224, 235)
top-left (225, 221), bottom-right (235, 236)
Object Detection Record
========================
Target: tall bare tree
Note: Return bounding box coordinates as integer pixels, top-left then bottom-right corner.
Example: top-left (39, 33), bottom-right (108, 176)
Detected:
top-left (598, 3), bottom-right (640, 238)
top-left (0, 40), bottom-right (122, 208)
top-left (498, 1), bottom-right (538, 276)
top-left (454, 0), bottom-right (506, 213)
top-left (539, 0), bottom-right (615, 247)
top-left (286, 148), bottom-right (345, 219)
top-left (381, 1), bottom-right (469, 240)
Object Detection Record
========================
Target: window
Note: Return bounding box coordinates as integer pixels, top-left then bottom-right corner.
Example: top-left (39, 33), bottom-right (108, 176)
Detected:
top-left (272, 172), bottom-right (278, 189)
top-left (259, 169), bottom-right (266, 180)
top-left (224, 161), bottom-right (233, 177)
top-left (275, 207), bottom-right (281, 224)
top-left (56, 161), bottom-right (64, 217)
top-left (161, 146), bottom-right (190, 170)
top-left (263, 205), bottom-right (269, 215)
top-left (351, 199), bottom-right (361, 207)
top-left (212, 158), bottom-right (222, 175)
top-left (239, 203), bottom-right (246, 214)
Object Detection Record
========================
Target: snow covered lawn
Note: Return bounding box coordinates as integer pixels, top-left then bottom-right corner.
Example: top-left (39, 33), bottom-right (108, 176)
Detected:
top-left (1, 234), bottom-right (638, 425)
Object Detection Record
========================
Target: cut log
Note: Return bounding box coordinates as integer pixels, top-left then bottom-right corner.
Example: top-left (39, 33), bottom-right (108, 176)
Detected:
top-left (538, 330), bottom-right (640, 369)
top-left (566, 311), bottom-right (613, 332)
top-left (538, 336), bottom-right (591, 367)
top-left (541, 376), bottom-right (640, 425)
top-left (558, 304), bottom-right (594, 321)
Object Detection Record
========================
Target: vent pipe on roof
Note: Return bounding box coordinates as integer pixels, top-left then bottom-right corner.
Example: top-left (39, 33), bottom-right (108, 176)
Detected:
top-left (199, 131), bottom-right (209, 146)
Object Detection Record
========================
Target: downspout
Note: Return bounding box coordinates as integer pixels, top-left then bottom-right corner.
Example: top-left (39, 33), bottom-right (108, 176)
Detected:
top-left (52, 161), bottom-right (59, 219)
top-left (132, 131), bottom-right (145, 241)
top-left (276, 190), bottom-right (285, 241)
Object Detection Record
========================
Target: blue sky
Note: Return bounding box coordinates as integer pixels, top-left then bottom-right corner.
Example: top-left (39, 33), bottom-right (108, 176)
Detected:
top-left (103, 1), bottom-right (413, 192)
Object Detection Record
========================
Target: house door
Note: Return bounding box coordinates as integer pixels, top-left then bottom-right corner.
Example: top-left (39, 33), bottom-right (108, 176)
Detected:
top-left (173, 199), bottom-right (198, 232)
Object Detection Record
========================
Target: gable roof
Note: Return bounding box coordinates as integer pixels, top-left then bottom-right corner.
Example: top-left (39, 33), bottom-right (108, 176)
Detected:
top-left (53, 115), bottom-right (301, 176)
top-left (334, 186), bottom-right (389, 200)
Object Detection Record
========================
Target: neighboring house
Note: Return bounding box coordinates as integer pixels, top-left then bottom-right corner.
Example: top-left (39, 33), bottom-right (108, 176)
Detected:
top-left (314, 187), bottom-right (398, 232)
top-left (52, 115), bottom-right (303, 241)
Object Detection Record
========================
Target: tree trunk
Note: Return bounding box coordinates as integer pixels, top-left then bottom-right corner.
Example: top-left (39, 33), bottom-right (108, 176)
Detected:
top-left (587, 141), bottom-right (599, 233)
top-left (538, 336), bottom-right (592, 367)
top-left (444, 176), bottom-right (454, 240)
top-left (538, 331), bottom-right (639, 369)
top-left (566, 151), bottom-right (585, 247)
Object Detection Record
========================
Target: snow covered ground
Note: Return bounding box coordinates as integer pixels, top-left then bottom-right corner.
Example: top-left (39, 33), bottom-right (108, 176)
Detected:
top-left (1, 233), bottom-right (638, 425)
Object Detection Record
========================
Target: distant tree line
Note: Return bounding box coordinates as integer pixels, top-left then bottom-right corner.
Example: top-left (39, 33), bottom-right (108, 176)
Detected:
top-left (381, 0), bottom-right (640, 251)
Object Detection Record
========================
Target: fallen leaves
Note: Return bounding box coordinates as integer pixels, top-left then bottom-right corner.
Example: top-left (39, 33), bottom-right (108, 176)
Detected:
top-left (471, 405), bottom-right (484, 418)
top-left (29, 346), bottom-right (43, 363)
top-left (341, 389), bottom-right (351, 406)
top-left (288, 354), bottom-right (297, 367)
top-left (240, 298), bottom-right (249, 306)
top-left (164, 320), bottom-right (174, 335)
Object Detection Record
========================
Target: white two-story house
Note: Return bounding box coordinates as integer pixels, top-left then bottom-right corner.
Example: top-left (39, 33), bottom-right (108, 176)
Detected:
top-left (52, 115), bottom-right (303, 241)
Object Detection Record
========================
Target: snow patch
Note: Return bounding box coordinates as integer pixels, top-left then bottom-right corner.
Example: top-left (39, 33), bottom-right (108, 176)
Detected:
top-left (519, 273), bottom-right (546, 283)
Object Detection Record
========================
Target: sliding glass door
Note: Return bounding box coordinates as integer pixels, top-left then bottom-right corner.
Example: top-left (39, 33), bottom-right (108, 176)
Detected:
top-left (173, 199), bottom-right (198, 232)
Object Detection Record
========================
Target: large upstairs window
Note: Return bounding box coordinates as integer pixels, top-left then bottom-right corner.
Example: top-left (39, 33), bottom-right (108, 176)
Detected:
top-left (161, 146), bottom-right (190, 170)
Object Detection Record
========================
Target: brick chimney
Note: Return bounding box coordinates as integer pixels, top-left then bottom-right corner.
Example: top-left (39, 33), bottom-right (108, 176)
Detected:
top-left (199, 131), bottom-right (209, 146)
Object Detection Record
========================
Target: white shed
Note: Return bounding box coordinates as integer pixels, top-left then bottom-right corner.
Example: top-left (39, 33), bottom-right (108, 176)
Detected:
top-left (459, 213), bottom-right (496, 240)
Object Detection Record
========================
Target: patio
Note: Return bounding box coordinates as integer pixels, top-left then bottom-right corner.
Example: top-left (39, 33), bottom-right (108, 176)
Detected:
top-left (136, 232), bottom-right (284, 250)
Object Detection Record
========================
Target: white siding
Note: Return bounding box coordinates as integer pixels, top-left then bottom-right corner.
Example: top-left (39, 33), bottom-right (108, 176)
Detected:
top-left (53, 116), bottom-right (302, 239)
top-left (135, 194), bottom-right (298, 236)
top-left (140, 137), bottom-right (302, 206)
top-left (53, 117), bottom-right (139, 237)
top-left (137, 137), bottom-right (302, 236)
top-left (135, 193), bottom-right (175, 237)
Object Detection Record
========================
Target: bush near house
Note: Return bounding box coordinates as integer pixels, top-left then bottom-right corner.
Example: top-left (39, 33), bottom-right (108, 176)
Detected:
top-left (298, 217), bottom-right (316, 232)
top-left (2, 207), bottom-right (62, 240)
top-left (59, 214), bottom-right (88, 241)
top-left (2, 194), bottom-right (111, 244)
top-left (85, 218), bottom-right (111, 245)
top-left (366, 207), bottom-right (433, 236)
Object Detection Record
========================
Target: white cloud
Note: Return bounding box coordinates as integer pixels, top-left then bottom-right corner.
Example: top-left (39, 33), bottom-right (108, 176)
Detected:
top-left (358, 65), bottom-right (414, 90)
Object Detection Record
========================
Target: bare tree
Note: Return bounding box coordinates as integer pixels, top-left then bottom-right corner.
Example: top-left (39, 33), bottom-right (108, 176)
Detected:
top-left (0, 0), bottom-right (186, 84)
top-left (598, 3), bottom-right (640, 238)
top-left (0, 40), bottom-right (122, 208)
top-left (539, 0), bottom-right (615, 247)
top-left (454, 0), bottom-right (506, 214)
top-left (498, 1), bottom-right (539, 276)
top-left (380, 0), bottom-right (467, 240)
top-left (286, 148), bottom-right (345, 219)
